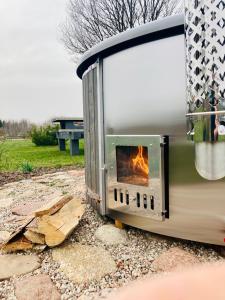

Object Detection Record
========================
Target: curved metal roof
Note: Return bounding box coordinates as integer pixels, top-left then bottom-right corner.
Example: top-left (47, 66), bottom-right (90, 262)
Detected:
top-left (77, 14), bottom-right (184, 78)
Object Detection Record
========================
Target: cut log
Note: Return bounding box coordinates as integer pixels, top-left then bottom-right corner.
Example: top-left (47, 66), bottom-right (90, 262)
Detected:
top-left (1, 236), bottom-right (33, 253)
top-left (24, 230), bottom-right (45, 245)
top-left (2, 196), bottom-right (85, 251)
top-left (34, 195), bottom-right (73, 217)
top-left (34, 198), bottom-right (86, 247)
top-left (3, 216), bottom-right (34, 245)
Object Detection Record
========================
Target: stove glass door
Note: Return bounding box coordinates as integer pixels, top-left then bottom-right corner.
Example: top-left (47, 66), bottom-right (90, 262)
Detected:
top-left (116, 146), bottom-right (149, 187)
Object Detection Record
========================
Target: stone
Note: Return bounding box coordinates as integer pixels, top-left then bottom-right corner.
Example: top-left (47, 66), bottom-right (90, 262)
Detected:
top-left (151, 247), bottom-right (200, 272)
top-left (78, 289), bottom-right (115, 300)
top-left (0, 254), bottom-right (40, 280)
top-left (15, 274), bottom-right (61, 300)
top-left (94, 224), bottom-right (128, 245)
top-left (0, 198), bottom-right (13, 208)
top-left (52, 244), bottom-right (116, 283)
top-left (0, 231), bottom-right (10, 242)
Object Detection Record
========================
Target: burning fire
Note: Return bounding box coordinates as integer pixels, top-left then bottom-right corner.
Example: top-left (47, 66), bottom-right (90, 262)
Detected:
top-left (132, 146), bottom-right (149, 176)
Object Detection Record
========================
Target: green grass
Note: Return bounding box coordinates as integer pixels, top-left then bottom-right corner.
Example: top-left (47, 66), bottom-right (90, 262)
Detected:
top-left (0, 139), bottom-right (84, 172)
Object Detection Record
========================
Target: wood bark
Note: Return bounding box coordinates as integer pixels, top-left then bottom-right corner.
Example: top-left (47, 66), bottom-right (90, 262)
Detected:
top-left (34, 195), bottom-right (73, 217)
top-left (1, 236), bottom-right (33, 252)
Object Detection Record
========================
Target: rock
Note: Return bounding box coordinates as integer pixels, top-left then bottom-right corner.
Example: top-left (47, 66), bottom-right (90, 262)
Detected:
top-left (95, 224), bottom-right (128, 245)
top-left (151, 247), bottom-right (200, 272)
top-left (78, 288), bottom-right (115, 300)
top-left (0, 254), bottom-right (40, 280)
top-left (52, 244), bottom-right (116, 283)
top-left (15, 274), bottom-right (61, 300)
top-left (0, 198), bottom-right (13, 208)
top-left (0, 230), bottom-right (10, 242)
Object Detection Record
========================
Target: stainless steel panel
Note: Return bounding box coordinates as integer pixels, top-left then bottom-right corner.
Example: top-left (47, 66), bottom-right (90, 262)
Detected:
top-left (96, 60), bottom-right (107, 215)
top-left (83, 66), bottom-right (100, 210)
top-left (102, 35), bottom-right (225, 245)
top-left (107, 137), bottom-right (225, 245)
top-left (103, 35), bottom-right (186, 136)
top-left (82, 62), bottom-right (106, 214)
top-left (106, 135), bottom-right (166, 221)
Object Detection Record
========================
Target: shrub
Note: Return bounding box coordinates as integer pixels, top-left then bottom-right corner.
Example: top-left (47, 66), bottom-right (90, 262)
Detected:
top-left (31, 125), bottom-right (59, 146)
top-left (20, 161), bottom-right (33, 173)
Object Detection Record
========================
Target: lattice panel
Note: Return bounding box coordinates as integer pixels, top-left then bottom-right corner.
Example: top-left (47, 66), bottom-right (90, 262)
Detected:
top-left (185, 0), bottom-right (225, 113)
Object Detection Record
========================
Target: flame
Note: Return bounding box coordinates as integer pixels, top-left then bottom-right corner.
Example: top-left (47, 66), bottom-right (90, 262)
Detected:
top-left (132, 146), bottom-right (149, 176)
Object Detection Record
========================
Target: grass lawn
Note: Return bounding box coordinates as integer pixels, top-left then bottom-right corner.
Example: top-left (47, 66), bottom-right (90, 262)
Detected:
top-left (0, 139), bottom-right (84, 172)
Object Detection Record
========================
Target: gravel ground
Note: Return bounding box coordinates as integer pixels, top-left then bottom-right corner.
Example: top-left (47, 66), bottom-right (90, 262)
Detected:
top-left (0, 169), bottom-right (223, 300)
top-left (0, 166), bottom-right (83, 187)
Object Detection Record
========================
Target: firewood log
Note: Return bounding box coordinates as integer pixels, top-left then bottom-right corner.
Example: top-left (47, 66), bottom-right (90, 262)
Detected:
top-left (24, 230), bottom-right (45, 245)
top-left (33, 198), bottom-right (85, 247)
top-left (34, 195), bottom-right (73, 217)
top-left (1, 236), bottom-right (33, 252)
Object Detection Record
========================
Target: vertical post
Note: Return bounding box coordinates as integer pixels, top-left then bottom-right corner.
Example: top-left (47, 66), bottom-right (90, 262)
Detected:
top-left (70, 139), bottom-right (79, 156)
top-left (96, 59), bottom-right (106, 215)
top-left (58, 139), bottom-right (66, 151)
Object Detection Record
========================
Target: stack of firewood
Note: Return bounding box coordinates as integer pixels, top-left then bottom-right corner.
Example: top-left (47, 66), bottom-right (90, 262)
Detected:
top-left (1, 195), bottom-right (86, 252)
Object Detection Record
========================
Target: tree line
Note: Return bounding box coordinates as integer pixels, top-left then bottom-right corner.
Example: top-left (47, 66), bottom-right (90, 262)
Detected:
top-left (0, 119), bottom-right (34, 138)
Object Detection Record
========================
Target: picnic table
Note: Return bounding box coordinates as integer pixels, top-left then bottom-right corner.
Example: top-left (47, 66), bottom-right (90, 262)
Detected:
top-left (52, 118), bottom-right (84, 156)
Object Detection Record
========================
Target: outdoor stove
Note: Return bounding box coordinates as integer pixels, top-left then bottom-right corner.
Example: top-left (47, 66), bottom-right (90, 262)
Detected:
top-left (77, 1), bottom-right (225, 246)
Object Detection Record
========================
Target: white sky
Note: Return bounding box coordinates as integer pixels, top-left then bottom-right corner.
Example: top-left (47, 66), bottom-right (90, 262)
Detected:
top-left (0, 0), bottom-right (83, 124)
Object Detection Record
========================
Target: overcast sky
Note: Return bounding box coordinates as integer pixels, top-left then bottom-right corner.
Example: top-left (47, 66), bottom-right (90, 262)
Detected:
top-left (0, 0), bottom-right (83, 124)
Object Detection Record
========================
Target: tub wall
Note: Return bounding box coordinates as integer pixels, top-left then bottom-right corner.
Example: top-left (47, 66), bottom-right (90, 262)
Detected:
top-left (102, 34), bottom-right (225, 245)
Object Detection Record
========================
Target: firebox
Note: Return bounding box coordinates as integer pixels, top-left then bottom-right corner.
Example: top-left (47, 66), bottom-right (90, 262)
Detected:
top-left (106, 135), bottom-right (168, 221)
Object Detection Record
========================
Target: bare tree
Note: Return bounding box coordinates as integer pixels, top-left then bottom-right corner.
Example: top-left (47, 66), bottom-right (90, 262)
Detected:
top-left (62, 0), bottom-right (183, 57)
top-left (2, 119), bottom-right (34, 138)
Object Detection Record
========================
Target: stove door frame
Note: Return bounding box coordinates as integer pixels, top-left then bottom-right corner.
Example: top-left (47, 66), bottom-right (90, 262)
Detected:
top-left (106, 135), bottom-right (168, 221)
